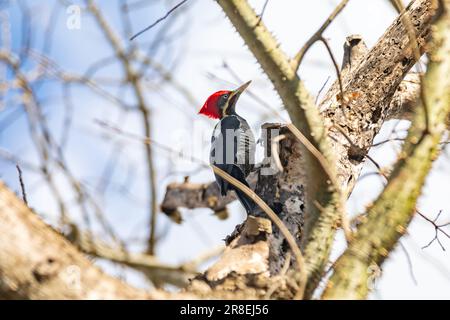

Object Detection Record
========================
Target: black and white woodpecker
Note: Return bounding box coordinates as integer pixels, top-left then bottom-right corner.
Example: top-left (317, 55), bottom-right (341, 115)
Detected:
top-left (198, 81), bottom-right (256, 214)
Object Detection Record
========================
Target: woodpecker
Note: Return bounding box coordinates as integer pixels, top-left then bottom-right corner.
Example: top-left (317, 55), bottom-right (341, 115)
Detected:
top-left (199, 81), bottom-right (256, 214)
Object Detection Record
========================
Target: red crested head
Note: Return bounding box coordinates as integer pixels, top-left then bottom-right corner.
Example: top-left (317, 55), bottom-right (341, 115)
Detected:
top-left (198, 90), bottom-right (230, 119)
top-left (198, 81), bottom-right (252, 120)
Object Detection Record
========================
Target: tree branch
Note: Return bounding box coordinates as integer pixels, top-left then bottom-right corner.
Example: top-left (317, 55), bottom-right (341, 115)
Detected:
top-left (292, 0), bottom-right (350, 71)
top-left (297, 0), bottom-right (437, 297)
top-left (0, 181), bottom-right (151, 299)
top-left (73, 229), bottom-right (223, 288)
top-left (323, 0), bottom-right (450, 299)
top-left (161, 181), bottom-right (235, 221)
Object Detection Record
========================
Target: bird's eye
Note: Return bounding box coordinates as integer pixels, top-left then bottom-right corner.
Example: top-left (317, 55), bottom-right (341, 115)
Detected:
top-left (223, 94), bottom-right (229, 99)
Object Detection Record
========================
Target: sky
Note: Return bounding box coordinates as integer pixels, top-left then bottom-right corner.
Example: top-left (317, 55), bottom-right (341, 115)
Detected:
top-left (0, 0), bottom-right (449, 299)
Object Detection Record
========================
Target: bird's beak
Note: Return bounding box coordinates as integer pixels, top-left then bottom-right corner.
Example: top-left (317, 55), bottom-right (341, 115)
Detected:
top-left (231, 80), bottom-right (252, 98)
top-left (226, 81), bottom-right (251, 112)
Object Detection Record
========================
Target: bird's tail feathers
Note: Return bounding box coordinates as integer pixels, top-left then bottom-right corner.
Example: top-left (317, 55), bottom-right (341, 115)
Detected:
top-left (215, 164), bottom-right (255, 214)
top-left (234, 188), bottom-right (255, 215)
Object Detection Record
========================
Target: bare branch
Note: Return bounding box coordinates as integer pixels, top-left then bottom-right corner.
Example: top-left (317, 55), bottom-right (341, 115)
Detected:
top-left (15, 164), bottom-right (28, 206)
top-left (417, 210), bottom-right (450, 251)
top-left (73, 229), bottom-right (224, 288)
top-left (257, 0), bottom-right (270, 25)
top-left (86, 0), bottom-right (159, 254)
top-left (130, 0), bottom-right (189, 40)
top-left (0, 181), bottom-right (149, 299)
top-left (292, 0), bottom-right (350, 71)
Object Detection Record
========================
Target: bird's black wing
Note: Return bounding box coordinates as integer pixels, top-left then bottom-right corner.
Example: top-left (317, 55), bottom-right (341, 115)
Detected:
top-left (234, 116), bottom-right (255, 177)
top-left (209, 116), bottom-right (256, 214)
top-left (210, 115), bottom-right (254, 175)
top-left (210, 116), bottom-right (240, 196)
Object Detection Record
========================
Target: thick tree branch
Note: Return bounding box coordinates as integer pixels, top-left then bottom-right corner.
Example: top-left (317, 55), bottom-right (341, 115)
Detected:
top-left (0, 181), bottom-right (240, 299)
top-left (386, 72), bottom-right (421, 121)
top-left (302, 0), bottom-right (437, 297)
top-left (323, 0), bottom-right (450, 299)
top-left (72, 230), bottom-right (223, 288)
top-left (0, 181), bottom-right (152, 299)
top-left (161, 180), bottom-right (237, 221)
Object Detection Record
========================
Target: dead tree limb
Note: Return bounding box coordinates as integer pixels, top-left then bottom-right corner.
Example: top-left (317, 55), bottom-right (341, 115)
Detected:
top-left (161, 181), bottom-right (235, 221)
top-left (73, 230), bottom-right (223, 288)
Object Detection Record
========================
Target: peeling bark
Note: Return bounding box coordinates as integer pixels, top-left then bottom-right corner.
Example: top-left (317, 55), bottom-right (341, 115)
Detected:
top-left (386, 72), bottom-right (421, 121)
top-left (321, 0), bottom-right (435, 192)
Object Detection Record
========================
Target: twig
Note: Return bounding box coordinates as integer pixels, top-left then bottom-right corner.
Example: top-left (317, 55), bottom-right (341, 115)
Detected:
top-left (332, 123), bottom-right (389, 181)
top-left (95, 119), bottom-right (209, 167)
top-left (399, 240), bottom-right (418, 286)
top-left (365, 154), bottom-right (389, 182)
top-left (130, 0), bottom-right (189, 40)
top-left (371, 137), bottom-right (406, 147)
top-left (16, 164), bottom-right (28, 205)
top-left (257, 0), bottom-right (270, 25)
top-left (319, 36), bottom-right (345, 111)
top-left (292, 0), bottom-right (350, 71)
top-left (315, 76), bottom-right (330, 105)
top-left (417, 209), bottom-right (450, 251)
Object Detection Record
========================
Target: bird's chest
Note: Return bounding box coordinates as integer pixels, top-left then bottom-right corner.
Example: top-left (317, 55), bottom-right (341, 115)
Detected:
top-left (211, 122), bottom-right (222, 143)
top-left (209, 118), bottom-right (255, 170)
top-left (210, 122), bottom-right (231, 165)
